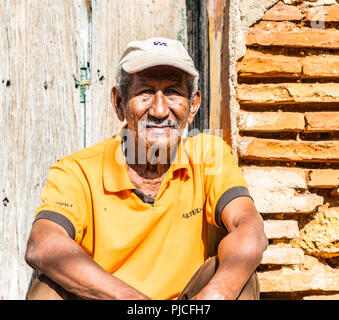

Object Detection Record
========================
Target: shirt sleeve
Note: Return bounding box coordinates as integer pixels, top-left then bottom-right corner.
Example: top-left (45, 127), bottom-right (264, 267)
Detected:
top-left (33, 158), bottom-right (90, 243)
top-left (202, 134), bottom-right (253, 231)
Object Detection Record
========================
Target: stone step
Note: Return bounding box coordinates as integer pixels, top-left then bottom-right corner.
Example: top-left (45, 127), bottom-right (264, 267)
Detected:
top-left (261, 245), bottom-right (304, 265)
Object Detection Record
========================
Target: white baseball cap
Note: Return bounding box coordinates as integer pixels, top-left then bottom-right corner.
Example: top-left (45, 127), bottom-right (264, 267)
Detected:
top-left (119, 37), bottom-right (199, 77)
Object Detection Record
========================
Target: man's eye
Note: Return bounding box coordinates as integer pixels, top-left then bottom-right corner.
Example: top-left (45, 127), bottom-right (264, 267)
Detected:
top-left (165, 88), bottom-right (181, 95)
top-left (138, 89), bottom-right (154, 95)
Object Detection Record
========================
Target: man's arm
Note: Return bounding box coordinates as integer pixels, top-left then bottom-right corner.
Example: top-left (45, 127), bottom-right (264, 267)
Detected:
top-left (25, 219), bottom-right (151, 300)
top-left (193, 197), bottom-right (268, 300)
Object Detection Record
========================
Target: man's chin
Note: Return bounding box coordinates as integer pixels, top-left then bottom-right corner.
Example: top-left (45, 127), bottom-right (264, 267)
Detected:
top-left (142, 128), bottom-right (182, 147)
top-left (145, 138), bottom-right (177, 151)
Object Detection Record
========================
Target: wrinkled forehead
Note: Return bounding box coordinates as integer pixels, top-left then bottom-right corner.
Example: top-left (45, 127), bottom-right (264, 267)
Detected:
top-left (131, 65), bottom-right (188, 86)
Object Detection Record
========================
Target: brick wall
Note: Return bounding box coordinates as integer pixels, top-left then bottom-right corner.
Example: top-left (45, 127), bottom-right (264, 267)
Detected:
top-left (236, 0), bottom-right (339, 299)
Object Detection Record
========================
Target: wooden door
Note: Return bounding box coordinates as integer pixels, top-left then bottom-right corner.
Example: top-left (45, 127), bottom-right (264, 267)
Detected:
top-left (86, 0), bottom-right (193, 146)
top-left (0, 0), bottom-right (190, 299)
top-left (0, 0), bottom-right (84, 299)
top-left (187, 0), bottom-right (210, 132)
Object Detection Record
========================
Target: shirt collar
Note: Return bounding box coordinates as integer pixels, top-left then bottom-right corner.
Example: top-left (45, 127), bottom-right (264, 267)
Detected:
top-left (168, 137), bottom-right (192, 180)
top-left (102, 129), bottom-right (192, 193)
top-left (103, 134), bottom-right (135, 192)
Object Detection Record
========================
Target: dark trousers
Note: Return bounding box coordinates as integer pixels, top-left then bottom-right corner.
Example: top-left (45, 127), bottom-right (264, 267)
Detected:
top-left (27, 256), bottom-right (260, 300)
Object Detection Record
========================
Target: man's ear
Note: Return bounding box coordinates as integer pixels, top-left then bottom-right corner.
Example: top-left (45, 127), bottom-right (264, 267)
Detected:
top-left (111, 86), bottom-right (125, 122)
top-left (187, 90), bottom-right (201, 125)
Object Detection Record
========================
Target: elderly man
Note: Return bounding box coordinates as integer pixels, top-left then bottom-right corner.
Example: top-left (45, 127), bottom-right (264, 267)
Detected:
top-left (25, 37), bottom-right (267, 300)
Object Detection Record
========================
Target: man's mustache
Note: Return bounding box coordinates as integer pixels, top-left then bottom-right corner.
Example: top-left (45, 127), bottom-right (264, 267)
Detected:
top-left (138, 118), bottom-right (179, 129)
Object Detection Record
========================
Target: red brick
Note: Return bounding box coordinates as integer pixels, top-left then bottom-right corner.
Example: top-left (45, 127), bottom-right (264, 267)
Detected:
top-left (238, 111), bottom-right (305, 132)
top-left (304, 294), bottom-right (339, 300)
top-left (263, 2), bottom-right (303, 21)
top-left (237, 50), bottom-right (302, 78)
top-left (307, 169), bottom-right (339, 188)
top-left (248, 186), bottom-right (323, 213)
top-left (238, 51), bottom-right (339, 79)
top-left (264, 220), bottom-right (300, 239)
top-left (261, 245), bottom-right (304, 265)
top-left (302, 55), bottom-right (339, 78)
top-left (306, 5), bottom-right (339, 22)
top-left (258, 259), bottom-right (339, 292)
top-left (239, 137), bottom-right (339, 162)
top-left (247, 22), bottom-right (339, 49)
top-left (237, 83), bottom-right (339, 104)
top-left (305, 112), bottom-right (339, 132)
top-left (242, 166), bottom-right (307, 189)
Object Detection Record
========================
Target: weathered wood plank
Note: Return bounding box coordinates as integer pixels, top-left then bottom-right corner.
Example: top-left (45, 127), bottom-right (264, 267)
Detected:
top-left (86, 0), bottom-right (189, 146)
top-left (0, 0), bottom-right (190, 300)
top-left (0, 0), bottom-right (84, 300)
top-left (207, 0), bottom-right (231, 145)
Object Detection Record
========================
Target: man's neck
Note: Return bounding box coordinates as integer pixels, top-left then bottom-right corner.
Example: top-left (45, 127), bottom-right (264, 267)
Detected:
top-left (121, 134), bottom-right (179, 179)
top-left (124, 147), bottom-right (173, 199)
top-left (126, 162), bottom-right (170, 180)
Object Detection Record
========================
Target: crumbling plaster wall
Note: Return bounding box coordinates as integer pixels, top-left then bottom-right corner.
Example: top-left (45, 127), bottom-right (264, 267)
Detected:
top-left (228, 0), bottom-right (339, 299)
top-left (229, 0), bottom-right (281, 156)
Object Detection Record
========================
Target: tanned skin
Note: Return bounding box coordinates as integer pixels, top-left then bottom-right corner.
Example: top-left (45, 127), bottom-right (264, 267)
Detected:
top-left (25, 65), bottom-right (267, 300)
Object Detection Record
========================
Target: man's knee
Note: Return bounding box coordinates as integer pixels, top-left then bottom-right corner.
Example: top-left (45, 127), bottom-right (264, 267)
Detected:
top-left (237, 272), bottom-right (260, 300)
top-left (179, 256), bottom-right (260, 300)
top-left (27, 274), bottom-right (78, 300)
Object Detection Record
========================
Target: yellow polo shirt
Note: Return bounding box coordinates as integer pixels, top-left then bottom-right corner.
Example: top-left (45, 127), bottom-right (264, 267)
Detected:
top-left (34, 132), bottom-right (251, 300)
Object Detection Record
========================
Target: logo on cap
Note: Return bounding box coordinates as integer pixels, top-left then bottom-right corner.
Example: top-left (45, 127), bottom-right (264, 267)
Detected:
top-left (153, 41), bottom-right (168, 46)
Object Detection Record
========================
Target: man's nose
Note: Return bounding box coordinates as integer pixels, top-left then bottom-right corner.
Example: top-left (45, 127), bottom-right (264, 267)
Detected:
top-left (148, 91), bottom-right (170, 119)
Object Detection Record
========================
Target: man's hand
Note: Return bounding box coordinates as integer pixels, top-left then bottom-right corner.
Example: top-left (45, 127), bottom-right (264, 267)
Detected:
top-left (25, 219), bottom-right (151, 300)
top-left (192, 197), bottom-right (267, 300)
top-left (191, 280), bottom-right (238, 300)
